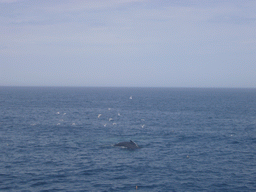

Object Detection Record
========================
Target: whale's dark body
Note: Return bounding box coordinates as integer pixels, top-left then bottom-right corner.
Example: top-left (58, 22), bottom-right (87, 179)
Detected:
top-left (114, 140), bottom-right (140, 149)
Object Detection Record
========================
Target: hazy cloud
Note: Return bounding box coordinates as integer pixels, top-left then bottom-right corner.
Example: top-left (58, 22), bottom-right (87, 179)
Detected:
top-left (0, 0), bottom-right (255, 87)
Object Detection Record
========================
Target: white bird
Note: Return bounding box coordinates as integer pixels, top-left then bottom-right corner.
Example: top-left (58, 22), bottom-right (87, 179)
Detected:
top-left (104, 124), bottom-right (107, 127)
top-left (109, 118), bottom-right (113, 121)
top-left (129, 96), bottom-right (132, 99)
top-left (98, 114), bottom-right (102, 118)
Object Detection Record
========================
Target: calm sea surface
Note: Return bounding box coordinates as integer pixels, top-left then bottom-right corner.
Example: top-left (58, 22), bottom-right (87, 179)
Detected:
top-left (0, 87), bottom-right (255, 192)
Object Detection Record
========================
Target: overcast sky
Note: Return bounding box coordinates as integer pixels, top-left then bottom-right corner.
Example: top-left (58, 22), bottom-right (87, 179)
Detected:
top-left (0, 0), bottom-right (255, 87)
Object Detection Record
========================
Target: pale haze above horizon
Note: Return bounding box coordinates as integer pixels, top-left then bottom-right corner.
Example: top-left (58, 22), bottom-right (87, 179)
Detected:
top-left (0, 0), bottom-right (255, 88)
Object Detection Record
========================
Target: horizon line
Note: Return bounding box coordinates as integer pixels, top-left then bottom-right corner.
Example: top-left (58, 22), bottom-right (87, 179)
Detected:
top-left (0, 85), bottom-right (255, 89)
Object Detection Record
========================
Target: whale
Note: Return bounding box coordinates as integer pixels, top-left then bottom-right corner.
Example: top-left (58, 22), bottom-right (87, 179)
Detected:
top-left (114, 140), bottom-right (140, 149)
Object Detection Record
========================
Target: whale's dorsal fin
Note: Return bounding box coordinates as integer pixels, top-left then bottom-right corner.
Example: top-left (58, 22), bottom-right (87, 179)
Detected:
top-left (130, 140), bottom-right (139, 148)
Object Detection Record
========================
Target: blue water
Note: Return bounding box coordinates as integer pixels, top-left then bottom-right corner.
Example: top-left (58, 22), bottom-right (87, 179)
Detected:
top-left (0, 87), bottom-right (255, 192)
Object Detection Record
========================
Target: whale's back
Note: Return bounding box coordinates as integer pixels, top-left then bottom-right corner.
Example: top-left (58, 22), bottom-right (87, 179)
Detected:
top-left (114, 140), bottom-right (140, 149)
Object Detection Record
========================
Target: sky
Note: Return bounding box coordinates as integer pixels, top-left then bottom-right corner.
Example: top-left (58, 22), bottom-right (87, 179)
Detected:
top-left (0, 0), bottom-right (255, 88)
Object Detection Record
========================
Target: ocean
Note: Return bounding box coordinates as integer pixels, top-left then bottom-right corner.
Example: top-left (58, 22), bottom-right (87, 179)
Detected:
top-left (0, 87), bottom-right (255, 191)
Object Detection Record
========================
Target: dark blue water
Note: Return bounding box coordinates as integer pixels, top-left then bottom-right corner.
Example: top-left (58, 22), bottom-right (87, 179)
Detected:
top-left (0, 87), bottom-right (255, 191)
